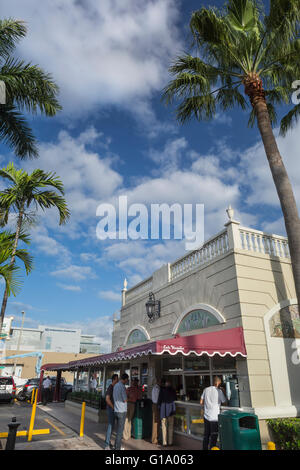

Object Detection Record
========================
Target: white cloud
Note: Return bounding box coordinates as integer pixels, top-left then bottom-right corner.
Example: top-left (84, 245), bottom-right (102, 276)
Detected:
top-left (98, 290), bottom-right (121, 302)
top-left (239, 122), bottom-right (300, 212)
top-left (2, 0), bottom-right (182, 131)
top-left (30, 226), bottom-right (71, 263)
top-left (50, 264), bottom-right (97, 282)
top-left (57, 284), bottom-right (82, 292)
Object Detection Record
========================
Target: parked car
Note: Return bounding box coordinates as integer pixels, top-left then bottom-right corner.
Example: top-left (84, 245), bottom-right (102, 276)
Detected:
top-left (0, 376), bottom-right (16, 403)
top-left (18, 376), bottom-right (72, 402)
top-left (17, 378), bottom-right (40, 401)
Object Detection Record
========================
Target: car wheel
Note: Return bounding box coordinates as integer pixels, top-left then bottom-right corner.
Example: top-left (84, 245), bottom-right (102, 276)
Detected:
top-left (17, 392), bottom-right (26, 402)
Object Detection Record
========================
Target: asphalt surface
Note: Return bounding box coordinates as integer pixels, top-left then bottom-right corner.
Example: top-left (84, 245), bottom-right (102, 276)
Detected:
top-left (0, 400), bottom-right (77, 444)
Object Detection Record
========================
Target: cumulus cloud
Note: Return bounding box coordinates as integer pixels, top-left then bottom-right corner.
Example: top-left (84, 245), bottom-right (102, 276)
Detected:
top-left (239, 122), bottom-right (300, 213)
top-left (50, 264), bottom-right (97, 282)
top-left (98, 290), bottom-right (121, 302)
top-left (57, 284), bottom-right (82, 292)
top-left (2, 0), bottom-right (182, 132)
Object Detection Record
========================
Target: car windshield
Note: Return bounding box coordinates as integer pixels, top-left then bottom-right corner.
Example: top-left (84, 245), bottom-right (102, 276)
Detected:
top-left (0, 377), bottom-right (13, 385)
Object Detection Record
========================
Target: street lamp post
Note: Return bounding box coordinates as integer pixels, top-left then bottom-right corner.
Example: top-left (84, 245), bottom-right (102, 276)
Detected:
top-left (12, 311), bottom-right (25, 377)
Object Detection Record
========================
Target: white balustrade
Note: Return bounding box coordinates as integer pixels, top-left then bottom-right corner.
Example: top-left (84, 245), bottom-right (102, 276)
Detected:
top-left (170, 230), bottom-right (229, 281)
top-left (239, 227), bottom-right (290, 258)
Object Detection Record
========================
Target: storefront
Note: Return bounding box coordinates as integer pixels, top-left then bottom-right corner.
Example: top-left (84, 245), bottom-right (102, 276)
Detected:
top-left (41, 326), bottom-right (247, 445)
top-left (41, 212), bottom-right (300, 446)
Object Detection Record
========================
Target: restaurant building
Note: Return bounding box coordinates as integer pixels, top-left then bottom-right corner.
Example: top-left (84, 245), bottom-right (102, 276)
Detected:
top-left (41, 208), bottom-right (300, 447)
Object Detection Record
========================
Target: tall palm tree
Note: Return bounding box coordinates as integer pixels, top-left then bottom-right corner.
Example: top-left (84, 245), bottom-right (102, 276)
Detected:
top-left (0, 19), bottom-right (61, 158)
top-left (0, 230), bottom-right (33, 333)
top-left (164, 0), bottom-right (300, 308)
top-left (0, 162), bottom-right (70, 330)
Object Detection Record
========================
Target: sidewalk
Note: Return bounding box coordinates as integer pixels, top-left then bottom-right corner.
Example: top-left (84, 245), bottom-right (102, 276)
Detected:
top-left (19, 403), bottom-right (182, 451)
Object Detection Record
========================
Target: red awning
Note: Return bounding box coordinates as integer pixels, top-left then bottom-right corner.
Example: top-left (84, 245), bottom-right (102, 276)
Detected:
top-left (155, 327), bottom-right (247, 357)
top-left (40, 327), bottom-right (246, 371)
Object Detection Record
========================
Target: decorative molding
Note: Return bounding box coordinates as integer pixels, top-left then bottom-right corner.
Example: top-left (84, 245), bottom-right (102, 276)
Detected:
top-left (172, 304), bottom-right (226, 335)
top-left (124, 325), bottom-right (151, 346)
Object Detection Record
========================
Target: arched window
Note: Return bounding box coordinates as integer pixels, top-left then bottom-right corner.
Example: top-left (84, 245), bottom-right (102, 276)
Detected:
top-left (177, 308), bottom-right (222, 334)
top-left (126, 328), bottom-right (148, 345)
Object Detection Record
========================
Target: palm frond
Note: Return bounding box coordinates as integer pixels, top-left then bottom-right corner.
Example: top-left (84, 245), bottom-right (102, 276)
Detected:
top-left (0, 105), bottom-right (38, 159)
top-left (0, 58), bottom-right (62, 116)
top-left (280, 104), bottom-right (300, 136)
top-left (0, 19), bottom-right (27, 58)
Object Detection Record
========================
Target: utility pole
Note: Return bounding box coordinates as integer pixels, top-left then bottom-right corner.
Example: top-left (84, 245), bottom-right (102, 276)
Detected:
top-left (12, 311), bottom-right (25, 377)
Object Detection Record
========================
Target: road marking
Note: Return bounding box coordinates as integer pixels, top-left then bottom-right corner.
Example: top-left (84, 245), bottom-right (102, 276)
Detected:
top-left (44, 418), bottom-right (66, 436)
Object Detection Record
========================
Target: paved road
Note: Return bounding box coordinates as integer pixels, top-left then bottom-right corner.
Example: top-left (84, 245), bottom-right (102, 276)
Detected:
top-left (0, 400), bottom-right (77, 444)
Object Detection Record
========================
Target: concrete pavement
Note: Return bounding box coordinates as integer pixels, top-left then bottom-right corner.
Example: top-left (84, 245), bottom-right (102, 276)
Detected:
top-left (33, 402), bottom-right (182, 451)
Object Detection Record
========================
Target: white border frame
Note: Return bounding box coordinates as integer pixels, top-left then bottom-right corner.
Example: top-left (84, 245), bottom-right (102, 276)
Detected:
top-left (172, 303), bottom-right (226, 335)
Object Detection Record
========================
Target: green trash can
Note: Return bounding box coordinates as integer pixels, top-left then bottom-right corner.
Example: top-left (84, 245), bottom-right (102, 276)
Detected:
top-left (218, 410), bottom-right (262, 450)
top-left (132, 399), bottom-right (152, 439)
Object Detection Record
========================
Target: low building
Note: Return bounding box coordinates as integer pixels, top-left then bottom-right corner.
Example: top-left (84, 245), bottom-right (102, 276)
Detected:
top-left (0, 321), bottom-right (102, 381)
top-left (1, 350), bottom-right (95, 383)
top-left (38, 208), bottom-right (300, 447)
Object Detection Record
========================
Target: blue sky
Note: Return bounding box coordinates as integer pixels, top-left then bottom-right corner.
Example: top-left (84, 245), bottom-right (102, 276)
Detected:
top-left (0, 0), bottom-right (299, 351)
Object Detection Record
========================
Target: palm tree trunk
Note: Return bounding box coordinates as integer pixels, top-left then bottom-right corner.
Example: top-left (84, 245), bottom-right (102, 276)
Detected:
top-left (254, 98), bottom-right (300, 309)
top-left (0, 210), bottom-right (23, 332)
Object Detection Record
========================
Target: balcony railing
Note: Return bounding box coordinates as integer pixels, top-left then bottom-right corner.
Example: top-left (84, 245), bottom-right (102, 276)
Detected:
top-left (170, 229), bottom-right (229, 281)
top-left (239, 227), bottom-right (290, 258)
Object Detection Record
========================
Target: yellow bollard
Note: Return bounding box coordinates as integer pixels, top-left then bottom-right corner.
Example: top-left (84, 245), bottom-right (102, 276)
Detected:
top-left (211, 447), bottom-right (220, 450)
top-left (80, 401), bottom-right (86, 437)
top-left (267, 441), bottom-right (276, 450)
top-left (30, 389), bottom-right (34, 405)
top-left (28, 387), bottom-right (38, 442)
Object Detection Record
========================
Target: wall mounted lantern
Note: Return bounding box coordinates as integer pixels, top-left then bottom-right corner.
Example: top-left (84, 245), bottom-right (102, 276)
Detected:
top-left (145, 292), bottom-right (160, 323)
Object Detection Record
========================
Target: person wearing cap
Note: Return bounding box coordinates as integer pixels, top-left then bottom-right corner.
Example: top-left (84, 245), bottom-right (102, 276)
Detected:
top-left (123, 377), bottom-right (142, 440)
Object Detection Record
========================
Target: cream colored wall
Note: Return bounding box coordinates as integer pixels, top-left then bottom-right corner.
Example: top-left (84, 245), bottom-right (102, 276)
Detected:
top-left (114, 251), bottom-right (243, 352)
top-left (113, 235), bottom-right (298, 414)
top-left (234, 249), bottom-right (297, 410)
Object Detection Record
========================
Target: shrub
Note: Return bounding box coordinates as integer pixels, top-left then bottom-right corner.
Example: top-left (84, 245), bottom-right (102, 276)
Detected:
top-left (267, 418), bottom-right (300, 450)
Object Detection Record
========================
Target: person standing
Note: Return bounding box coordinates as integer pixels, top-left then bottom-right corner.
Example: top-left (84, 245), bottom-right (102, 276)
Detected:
top-left (200, 376), bottom-right (227, 450)
top-left (42, 376), bottom-right (52, 406)
top-left (113, 373), bottom-right (129, 450)
top-left (157, 378), bottom-right (177, 447)
top-left (151, 378), bottom-right (161, 445)
top-left (104, 374), bottom-right (118, 450)
top-left (91, 375), bottom-right (98, 393)
top-left (123, 378), bottom-right (142, 440)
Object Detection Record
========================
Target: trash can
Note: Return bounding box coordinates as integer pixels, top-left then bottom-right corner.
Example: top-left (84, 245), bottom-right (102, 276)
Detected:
top-left (132, 399), bottom-right (152, 439)
top-left (218, 410), bottom-right (262, 450)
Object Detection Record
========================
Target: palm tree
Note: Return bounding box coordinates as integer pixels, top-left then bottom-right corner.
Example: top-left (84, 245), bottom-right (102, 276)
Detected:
top-left (0, 230), bottom-right (33, 333)
top-left (0, 162), bottom-right (70, 330)
top-left (0, 19), bottom-right (61, 158)
top-left (164, 0), bottom-right (300, 308)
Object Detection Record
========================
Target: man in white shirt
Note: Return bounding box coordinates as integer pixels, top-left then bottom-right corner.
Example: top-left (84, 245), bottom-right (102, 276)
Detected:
top-left (151, 379), bottom-right (161, 445)
top-left (200, 376), bottom-right (227, 450)
top-left (42, 376), bottom-right (52, 406)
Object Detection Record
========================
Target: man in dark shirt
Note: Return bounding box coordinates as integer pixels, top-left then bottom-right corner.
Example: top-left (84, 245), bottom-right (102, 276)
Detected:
top-left (157, 378), bottom-right (177, 446)
top-left (104, 374), bottom-right (118, 450)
